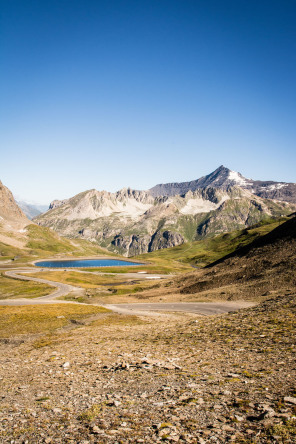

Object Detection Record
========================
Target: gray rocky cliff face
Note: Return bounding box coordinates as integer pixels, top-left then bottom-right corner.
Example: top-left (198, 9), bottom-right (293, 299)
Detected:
top-left (149, 230), bottom-right (184, 251)
top-left (111, 230), bottom-right (184, 256)
top-left (49, 199), bottom-right (69, 210)
top-left (115, 188), bottom-right (154, 204)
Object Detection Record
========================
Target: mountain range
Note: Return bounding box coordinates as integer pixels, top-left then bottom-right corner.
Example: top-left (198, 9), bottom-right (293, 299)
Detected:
top-left (149, 165), bottom-right (296, 202)
top-left (34, 166), bottom-right (296, 256)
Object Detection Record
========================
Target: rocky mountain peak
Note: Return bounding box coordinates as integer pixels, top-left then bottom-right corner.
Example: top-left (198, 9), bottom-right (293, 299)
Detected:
top-left (149, 165), bottom-right (296, 203)
top-left (148, 165), bottom-right (249, 197)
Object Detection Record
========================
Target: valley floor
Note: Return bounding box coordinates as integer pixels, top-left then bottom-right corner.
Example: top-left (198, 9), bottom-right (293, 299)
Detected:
top-left (1, 215), bottom-right (296, 443)
top-left (0, 293), bottom-right (295, 443)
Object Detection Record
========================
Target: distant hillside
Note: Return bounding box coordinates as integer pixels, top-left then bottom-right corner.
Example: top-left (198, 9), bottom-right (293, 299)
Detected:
top-left (137, 217), bottom-right (289, 268)
top-left (0, 180), bottom-right (112, 261)
top-left (35, 185), bottom-right (296, 256)
top-left (177, 214), bottom-right (296, 300)
top-left (17, 201), bottom-right (48, 219)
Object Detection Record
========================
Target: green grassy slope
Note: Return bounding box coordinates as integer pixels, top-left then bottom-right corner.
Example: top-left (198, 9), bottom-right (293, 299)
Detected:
top-left (26, 225), bottom-right (114, 257)
top-left (137, 217), bottom-right (288, 270)
top-left (0, 242), bottom-right (26, 261)
top-left (0, 224), bottom-right (118, 266)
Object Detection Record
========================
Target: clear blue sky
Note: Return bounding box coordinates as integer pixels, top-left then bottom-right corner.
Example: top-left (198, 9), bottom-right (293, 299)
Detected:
top-left (1, 0), bottom-right (295, 204)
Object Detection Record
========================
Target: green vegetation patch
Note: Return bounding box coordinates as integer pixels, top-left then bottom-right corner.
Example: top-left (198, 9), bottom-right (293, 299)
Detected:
top-left (0, 272), bottom-right (54, 299)
top-left (23, 225), bottom-right (112, 259)
top-left (0, 241), bottom-right (26, 260)
top-left (26, 225), bottom-right (75, 254)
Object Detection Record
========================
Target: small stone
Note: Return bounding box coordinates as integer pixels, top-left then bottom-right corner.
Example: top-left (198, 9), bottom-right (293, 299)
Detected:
top-left (284, 396), bottom-right (296, 405)
top-left (276, 413), bottom-right (291, 419)
top-left (91, 426), bottom-right (105, 434)
top-left (235, 415), bottom-right (244, 422)
top-left (246, 429), bottom-right (254, 435)
top-left (108, 430), bottom-right (119, 435)
top-left (159, 428), bottom-right (171, 436)
top-left (163, 364), bottom-right (176, 370)
top-left (222, 390), bottom-right (231, 396)
top-left (264, 408), bottom-right (275, 418)
top-left (222, 425), bottom-right (235, 432)
top-left (62, 362), bottom-right (70, 369)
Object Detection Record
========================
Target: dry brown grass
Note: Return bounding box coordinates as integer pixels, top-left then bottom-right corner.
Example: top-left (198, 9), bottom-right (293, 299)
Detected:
top-left (0, 272), bottom-right (54, 299)
top-left (23, 270), bottom-right (141, 288)
top-left (0, 304), bottom-right (110, 338)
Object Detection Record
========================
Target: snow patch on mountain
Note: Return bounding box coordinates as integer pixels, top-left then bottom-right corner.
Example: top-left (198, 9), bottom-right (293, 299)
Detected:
top-left (228, 170), bottom-right (249, 186)
top-left (264, 183), bottom-right (288, 191)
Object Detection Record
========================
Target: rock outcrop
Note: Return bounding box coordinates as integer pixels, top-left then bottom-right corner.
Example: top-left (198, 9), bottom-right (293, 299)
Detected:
top-left (111, 231), bottom-right (184, 256)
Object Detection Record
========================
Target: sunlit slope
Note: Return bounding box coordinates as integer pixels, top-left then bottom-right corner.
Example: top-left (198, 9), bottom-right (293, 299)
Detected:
top-left (137, 217), bottom-right (289, 269)
top-left (0, 224), bottom-right (117, 264)
top-left (176, 213), bottom-right (296, 301)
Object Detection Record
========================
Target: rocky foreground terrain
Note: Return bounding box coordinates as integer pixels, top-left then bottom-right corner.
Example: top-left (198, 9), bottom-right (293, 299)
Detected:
top-left (0, 293), bottom-right (295, 443)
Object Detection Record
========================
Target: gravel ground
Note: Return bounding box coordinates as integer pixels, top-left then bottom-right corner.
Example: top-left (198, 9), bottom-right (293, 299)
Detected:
top-left (1, 293), bottom-right (295, 443)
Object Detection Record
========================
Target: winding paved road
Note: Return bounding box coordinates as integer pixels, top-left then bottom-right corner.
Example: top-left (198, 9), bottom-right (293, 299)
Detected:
top-left (0, 268), bottom-right (255, 315)
top-left (106, 301), bottom-right (254, 316)
top-left (1, 268), bottom-right (83, 306)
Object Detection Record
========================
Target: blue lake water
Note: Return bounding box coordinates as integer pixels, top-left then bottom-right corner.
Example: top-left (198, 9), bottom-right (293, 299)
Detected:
top-left (35, 259), bottom-right (143, 268)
